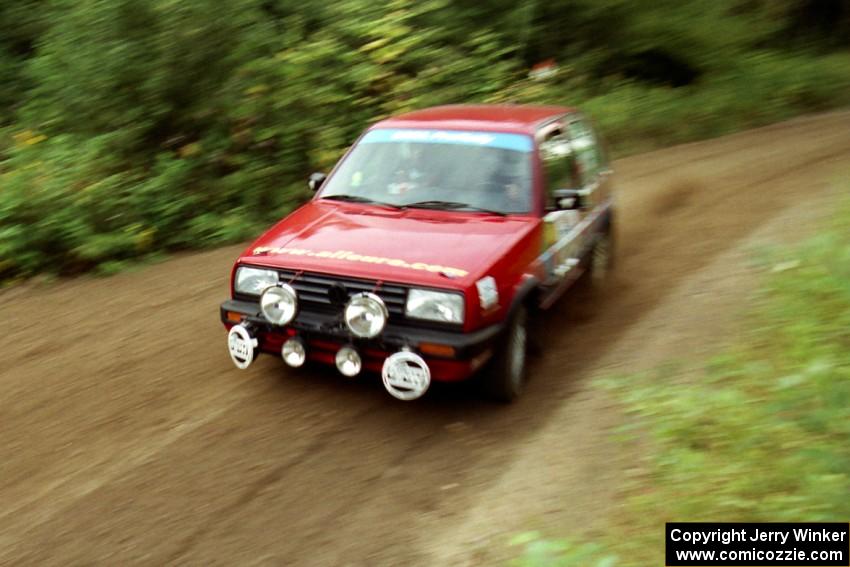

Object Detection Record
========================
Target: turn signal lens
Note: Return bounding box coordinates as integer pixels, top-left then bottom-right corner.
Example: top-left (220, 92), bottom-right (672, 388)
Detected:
top-left (418, 343), bottom-right (456, 358)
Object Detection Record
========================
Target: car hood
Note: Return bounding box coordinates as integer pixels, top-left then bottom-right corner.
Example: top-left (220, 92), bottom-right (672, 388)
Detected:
top-left (240, 200), bottom-right (539, 288)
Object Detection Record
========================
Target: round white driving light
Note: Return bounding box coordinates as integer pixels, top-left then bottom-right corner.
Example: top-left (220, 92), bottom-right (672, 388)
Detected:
top-left (227, 324), bottom-right (258, 370)
top-left (335, 346), bottom-right (362, 377)
top-left (382, 350), bottom-right (431, 401)
top-left (260, 284), bottom-right (298, 325)
top-left (344, 292), bottom-right (388, 338)
top-left (281, 338), bottom-right (306, 368)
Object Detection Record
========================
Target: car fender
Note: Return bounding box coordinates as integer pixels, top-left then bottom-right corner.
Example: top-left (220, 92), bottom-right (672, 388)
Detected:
top-left (507, 275), bottom-right (541, 322)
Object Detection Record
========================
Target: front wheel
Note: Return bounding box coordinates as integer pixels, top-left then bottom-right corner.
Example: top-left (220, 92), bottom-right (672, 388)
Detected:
top-left (484, 305), bottom-right (528, 403)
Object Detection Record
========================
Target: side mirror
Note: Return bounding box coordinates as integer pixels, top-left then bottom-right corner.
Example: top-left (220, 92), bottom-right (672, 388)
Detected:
top-left (552, 188), bottom-right (584, 210)
top-left (308, 172), bottom-right (327, 192)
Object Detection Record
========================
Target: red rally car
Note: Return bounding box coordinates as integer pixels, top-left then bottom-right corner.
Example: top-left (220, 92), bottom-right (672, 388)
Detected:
top-left (220, 104), bottom-right (615, 402)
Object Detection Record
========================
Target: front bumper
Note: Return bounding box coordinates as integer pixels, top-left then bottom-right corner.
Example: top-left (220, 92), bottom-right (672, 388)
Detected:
top-left (220, 299), bottom-right (502, 381)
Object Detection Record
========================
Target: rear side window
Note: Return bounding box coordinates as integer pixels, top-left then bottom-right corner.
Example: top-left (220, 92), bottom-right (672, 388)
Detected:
top-left (539, 129), bottom-right (579, 208)
top-left (566, 116), bottom-right (605, 185)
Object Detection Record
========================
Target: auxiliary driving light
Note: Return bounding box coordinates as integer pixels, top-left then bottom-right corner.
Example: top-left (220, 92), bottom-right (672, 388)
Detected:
top-left (260, 284), bottom-right (298, 325)
top-left (382, 350), bottom-right (431, 401)
top-left (344, 292), bottom-right (388, 338)
top-left (227, 324), bottom-right (258, 370)
top-left (335, 346), bottom-right (362, 377)
top-left (281, 338), bottom-right (306, 368)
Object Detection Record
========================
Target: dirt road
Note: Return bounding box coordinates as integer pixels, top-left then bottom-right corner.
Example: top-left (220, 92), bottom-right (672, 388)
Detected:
top-left (1, 111), bottom-right (848, 566)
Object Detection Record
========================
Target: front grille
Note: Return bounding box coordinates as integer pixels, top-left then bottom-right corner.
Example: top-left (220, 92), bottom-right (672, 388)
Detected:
top-left (277, 269), bottom-right (408, 320)
top-left (233, 268), bottom-right (463, 331)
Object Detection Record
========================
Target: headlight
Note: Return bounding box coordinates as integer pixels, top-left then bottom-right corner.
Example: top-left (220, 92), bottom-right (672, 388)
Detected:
top-left (405, 289), bottom-right (464, 324)
top-left (344, 292), bottom-right (389, 338)
top-left (260, 284), bottom-right (298, 325)
top-left (235, 266), bottom-right (278, 295)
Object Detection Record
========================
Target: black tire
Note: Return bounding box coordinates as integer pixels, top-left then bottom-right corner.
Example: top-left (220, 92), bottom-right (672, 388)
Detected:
top-left (588, 223), bottom-right (614, 287)
top-left (484, 305), bottom-right (529, 403)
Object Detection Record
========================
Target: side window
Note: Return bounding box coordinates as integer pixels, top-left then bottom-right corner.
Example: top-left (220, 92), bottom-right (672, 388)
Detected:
top-left (539, 129), bottom-right (578, 209)
top-left (566, 117), bottom-right (603, 186)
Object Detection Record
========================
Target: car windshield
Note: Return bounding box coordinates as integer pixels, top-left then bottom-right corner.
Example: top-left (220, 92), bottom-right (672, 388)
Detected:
top-left (319, 128), bottom-right (534, 214)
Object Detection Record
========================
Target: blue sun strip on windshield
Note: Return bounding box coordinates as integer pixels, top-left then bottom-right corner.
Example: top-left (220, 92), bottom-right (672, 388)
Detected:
top-left (361, 128), bottom-right (533, 152)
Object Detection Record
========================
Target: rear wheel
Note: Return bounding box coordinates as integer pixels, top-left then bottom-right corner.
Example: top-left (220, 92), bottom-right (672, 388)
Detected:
top-left (588, 225), bottom-right (614, 286)
top-left (484, 305), bottom-right (528, 402)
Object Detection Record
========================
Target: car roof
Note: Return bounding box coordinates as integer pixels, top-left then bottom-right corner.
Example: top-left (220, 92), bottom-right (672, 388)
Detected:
top-left (373, 104), bottom-right (574, 135)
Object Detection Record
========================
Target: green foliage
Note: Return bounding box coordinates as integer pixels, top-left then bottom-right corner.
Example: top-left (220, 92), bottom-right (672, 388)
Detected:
top-left (498, 50), bottom-right (850, 155)
top-left (509, 532), bottom-right (618, 567)
top-left (0, 0), bottom-right (849, 278)
top-left (513, 193), bottom-right (850, 566)
top-left (0, 0), bottom-right (45, 125)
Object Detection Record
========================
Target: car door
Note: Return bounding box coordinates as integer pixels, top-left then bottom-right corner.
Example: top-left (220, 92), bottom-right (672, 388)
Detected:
top-left (536, 119), bottom-right (586, 288)
top-left (536, 114), bottom-right (611, 299)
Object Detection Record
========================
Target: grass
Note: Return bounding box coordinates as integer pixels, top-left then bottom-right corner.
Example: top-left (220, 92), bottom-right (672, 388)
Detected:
top-left (511, 190), bottom-right (850, 566)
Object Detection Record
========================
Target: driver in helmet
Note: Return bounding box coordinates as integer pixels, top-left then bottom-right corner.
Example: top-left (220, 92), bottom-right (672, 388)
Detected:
top-left (482, 151), bottom-right (528, 212)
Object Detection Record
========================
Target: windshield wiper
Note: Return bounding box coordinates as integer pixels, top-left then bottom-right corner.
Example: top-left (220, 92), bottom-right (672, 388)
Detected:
top-left (321, 194), bottom-right (402, 209)
top-left (402, 200), bottom-right (506, 216)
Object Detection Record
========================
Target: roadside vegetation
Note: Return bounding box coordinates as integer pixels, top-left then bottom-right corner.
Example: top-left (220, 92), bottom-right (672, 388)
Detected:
top-left (512, 191), bottom-right (850, 566)
top-left (1, 0), bottom-right (849, 279)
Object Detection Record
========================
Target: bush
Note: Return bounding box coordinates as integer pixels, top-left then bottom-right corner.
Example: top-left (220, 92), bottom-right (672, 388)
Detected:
top-left (499, 51), bottom-right (850, 156)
